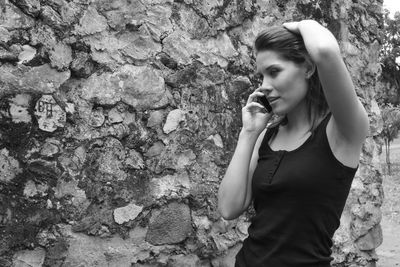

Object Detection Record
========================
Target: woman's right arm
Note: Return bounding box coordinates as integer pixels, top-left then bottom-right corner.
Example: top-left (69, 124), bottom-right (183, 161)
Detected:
top-left (218, 128), bottom-right (266, 220)
top-left (218, 89), bottom-right (271, 220)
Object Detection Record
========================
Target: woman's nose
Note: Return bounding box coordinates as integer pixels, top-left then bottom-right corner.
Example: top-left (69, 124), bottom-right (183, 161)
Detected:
top-left (260, 78), bottom-right (273, 91)
top-left (259, 83), bottom-right (273, 94)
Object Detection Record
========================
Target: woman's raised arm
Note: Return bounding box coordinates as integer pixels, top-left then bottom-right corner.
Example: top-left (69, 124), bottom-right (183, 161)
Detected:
top-left (284, 20), bottom-right (369, 146)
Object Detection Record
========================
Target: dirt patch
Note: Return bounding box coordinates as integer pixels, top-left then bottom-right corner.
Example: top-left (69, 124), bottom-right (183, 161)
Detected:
top-left (376, 139), bottom-right (400, 266)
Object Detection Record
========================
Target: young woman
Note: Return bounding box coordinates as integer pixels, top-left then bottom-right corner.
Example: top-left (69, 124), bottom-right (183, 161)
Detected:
top-left (218, 20), bottom-right (369, 266)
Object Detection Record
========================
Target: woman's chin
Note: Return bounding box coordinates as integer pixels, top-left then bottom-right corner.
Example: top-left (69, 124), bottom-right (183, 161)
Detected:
top-left (272, 109), bottom-right (285, 116)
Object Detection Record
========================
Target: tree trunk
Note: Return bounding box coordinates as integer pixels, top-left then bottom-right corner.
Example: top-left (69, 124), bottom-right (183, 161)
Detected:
top-left (385, 138), bottom-right (391, 175)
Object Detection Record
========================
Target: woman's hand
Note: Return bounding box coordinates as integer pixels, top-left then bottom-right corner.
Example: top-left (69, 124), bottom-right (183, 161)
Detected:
top-left (241, 89), bottom-right (272, 135)
top-left (283, 20), bottom-right (340, 64)
top-left (282, 21), bottom-right (301, 34)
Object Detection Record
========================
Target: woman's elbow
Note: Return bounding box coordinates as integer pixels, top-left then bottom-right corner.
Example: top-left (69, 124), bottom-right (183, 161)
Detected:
top-left (218, 206), bottom-right (240, 220)
top-left (217, 198), bottom-right (244, 220)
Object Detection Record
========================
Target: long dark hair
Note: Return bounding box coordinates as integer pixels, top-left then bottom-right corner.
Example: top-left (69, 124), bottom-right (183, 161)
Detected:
top-left (254, 26), bottom-right (329, 131)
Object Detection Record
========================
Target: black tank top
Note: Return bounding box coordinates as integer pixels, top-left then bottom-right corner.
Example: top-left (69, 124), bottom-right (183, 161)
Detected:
top-left (235, 113), bottom-right (358, 267)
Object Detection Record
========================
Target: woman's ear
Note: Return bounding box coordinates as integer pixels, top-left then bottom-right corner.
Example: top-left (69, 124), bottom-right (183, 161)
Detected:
top-left (305, 59), bottom-right (316, 79)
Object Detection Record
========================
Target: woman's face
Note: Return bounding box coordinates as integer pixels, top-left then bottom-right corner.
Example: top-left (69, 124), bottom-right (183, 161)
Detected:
top-left (255, 50), bottom-right (310, 116)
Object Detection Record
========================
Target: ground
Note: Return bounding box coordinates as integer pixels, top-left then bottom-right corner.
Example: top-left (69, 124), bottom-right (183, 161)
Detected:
top-left (376, 137), bottom-right (400, 266)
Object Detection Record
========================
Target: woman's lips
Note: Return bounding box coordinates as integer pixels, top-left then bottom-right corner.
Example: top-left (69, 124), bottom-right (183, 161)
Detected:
top-left (267, 97), bottom-right (280, 104)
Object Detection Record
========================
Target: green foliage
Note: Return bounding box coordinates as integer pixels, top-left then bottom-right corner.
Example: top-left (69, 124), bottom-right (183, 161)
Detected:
top-left (381, 103), bottom-right (400, 143)
top-left (378, 10), bottom-right (400, 105)
top-left (380, 103), bottom-right (400, 175)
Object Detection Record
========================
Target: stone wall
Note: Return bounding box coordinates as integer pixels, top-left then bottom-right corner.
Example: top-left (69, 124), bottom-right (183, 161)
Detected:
top-left (0, 0), bottom-right (384, 266)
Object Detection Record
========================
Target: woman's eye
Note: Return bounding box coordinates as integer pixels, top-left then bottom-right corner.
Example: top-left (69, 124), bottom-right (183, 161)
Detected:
top-left (269, 68), bottom-right (280, 76)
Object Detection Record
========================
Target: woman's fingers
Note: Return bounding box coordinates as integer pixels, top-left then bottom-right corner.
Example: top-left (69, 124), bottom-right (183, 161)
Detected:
top-left (244, 101), bottom-right (268, 113)
top-left (283, 21), bottom-right (300, 33)
top-left (246, 91), bottom-right (265, 105)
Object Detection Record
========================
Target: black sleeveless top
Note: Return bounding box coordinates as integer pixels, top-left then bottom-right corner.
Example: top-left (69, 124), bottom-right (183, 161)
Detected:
top-left (235, 113), bottom-right (358, 267)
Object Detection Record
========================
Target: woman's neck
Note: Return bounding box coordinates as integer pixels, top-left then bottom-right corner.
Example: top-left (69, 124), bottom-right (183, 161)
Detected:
top-left (284, 101), bottom-right (312, 135)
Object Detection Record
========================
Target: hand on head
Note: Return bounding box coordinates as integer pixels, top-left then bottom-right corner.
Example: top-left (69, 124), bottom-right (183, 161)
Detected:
top-left (282, 21), bottom-right (300, 33)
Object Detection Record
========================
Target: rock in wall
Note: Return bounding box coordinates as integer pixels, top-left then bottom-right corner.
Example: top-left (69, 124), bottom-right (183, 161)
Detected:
top-left (0, 0), bottom-right (384, 266)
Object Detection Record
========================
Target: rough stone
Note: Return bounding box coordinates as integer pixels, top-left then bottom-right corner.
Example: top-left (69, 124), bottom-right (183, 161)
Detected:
top-left (23, 180), bottom-right (49, 198)
top-left (125, 149), bottom-right (145, 170)
top-left (123, 112), bottom-right (136, 125)
top-left (71, 51), bottom-right (94, 78)
top-left (78, 72), bottom-right (122, 105)
top-left (368, 99), bottom-right (383, 136)
top-left (95, 0), bottom-right (146, 29)
top-left (351, 202), bottom-right (382, 238)
top-left (163, 31), bottom-right (237, 67)
top-left (223, 0), bottom-right (254, 27)
top-left (0, 148), bottom-right (22, 183)
top-left (58, 224), bottom-right (150, 266)
top-left (49, 42), bottom-right (73, 70)
top-left (17, 45), bottom-right (37, 64)
top-left (154, 146), bottom-right (196, 173)
top-left (27, 158), bottom-right (62, 178)
top-left (210, 217), bottom-right (250, 251)
top-left (146, 202), bottom-right (192, 245)
top-left (120, 33), bottom-right (162, 61)
top-left (189, 0), bottom-right (223, 17)
top-left (211, 243), bottom-right (242, 267)
top-left (150, 172), bottom-right (190, 199)
top-left (9, 94), bottom-right (32, 123)
top-left (12, 247), bottom-right (46, 267)
top-left (163, 109), bottom-right (186, 134)
top-left (0, 46), bottom-right (18, 62)
top-left (193, 214), bottom-right (213, 231)
top-left (207, 134), bottom-right (224, 148)
top-left (197, 32), bottom-right (238, 67)
top-left (30, 23), bottom-right (57, 47)
top-left (54, 179), bottom-right (89, 209)
top-left (103, 123), bottom-right (130, 139)
top-left (10, 0), bottom-right (41, 17)
top-left (231, 76), bottom-right (252, 93)
top-left (58, 146), bottom-right (86, 177)
top-left (355, 223), bottom-right (383, 251)
top-left (59, 1), bottom-right (82, 27)
top-left (140, 5), bottom-right (173, 41)
top-left (95, 137), bottom-right (127, 181)
top-left (43, 238), bottom-right (69, 267)
top-left (42, 0), bottom-right (67, 12)
top-left (78, 65), bottom-right (168, 109)
top-left (74, 6), bottom-right (108, 36)
top-left (0, 26), bottom-right (12, 44)
top-left (88, 107), bottom-right (105, 127)
top-left (118, 65), bottom-right (169, 110)
top-left (231, 16), bottom-right (275, 47)
top-left (0, 0), bottom-right (36, 30)
top-left (147, 111), bottom-right (164, 128)
top-left (145, 142), bottom-right (165, 158)
top-left (108, 106), bottom-right (124, 124)
top-left (113, 203), bottom-right (143, 224)
top-left (0, 64), bottom-right (70, 96)
top-left (40, 5), bottom-right (65, 30)
top-left (167, 254), bottom-right (203, 267)
top-left (40, 138), bottom-right (61, 157)
top-left (81, 31), bottom-right (125, 68)
top-left (34, 95), bottom-right (66, 132)
top-left (175, 4), bottom-right (213, 39)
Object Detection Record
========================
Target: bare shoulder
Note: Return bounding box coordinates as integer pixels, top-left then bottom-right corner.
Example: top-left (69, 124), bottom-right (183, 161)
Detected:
top-left (326, 116), bottom-right (364, 168)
